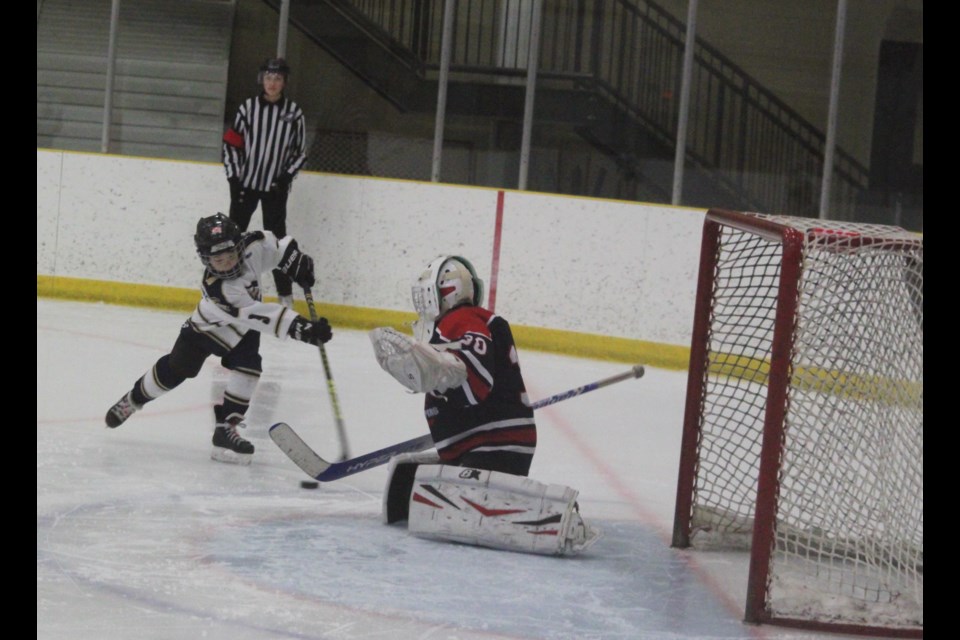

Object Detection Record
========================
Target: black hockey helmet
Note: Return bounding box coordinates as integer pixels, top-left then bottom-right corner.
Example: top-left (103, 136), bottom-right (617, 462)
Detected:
top-left (258, 57), bottom-right (290, 84)
top-left (195, 213), bottom-right (243, 279)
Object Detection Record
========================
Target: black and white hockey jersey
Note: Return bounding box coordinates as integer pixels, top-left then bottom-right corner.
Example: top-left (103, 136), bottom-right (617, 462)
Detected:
top-left (424, 305), bottom-right (537, 464)
top-left (188, 231), bottom-right (299, 349)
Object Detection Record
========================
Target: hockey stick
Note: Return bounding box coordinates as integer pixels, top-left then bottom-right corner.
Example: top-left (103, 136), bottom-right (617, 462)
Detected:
top-left (303, 288), bottom-right (351, 461)
top-left (270, 364), bottom-right (644, 482)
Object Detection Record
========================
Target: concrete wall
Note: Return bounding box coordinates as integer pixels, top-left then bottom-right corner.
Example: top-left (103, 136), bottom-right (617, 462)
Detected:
top-left (37, 149), bottom-right (706, 365)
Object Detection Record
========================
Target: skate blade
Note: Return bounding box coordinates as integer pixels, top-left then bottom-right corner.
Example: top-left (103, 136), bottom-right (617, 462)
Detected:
top-left (563, 525), bottom-right (603, 556)
top-left (210, 447), bottom-right (253, 466)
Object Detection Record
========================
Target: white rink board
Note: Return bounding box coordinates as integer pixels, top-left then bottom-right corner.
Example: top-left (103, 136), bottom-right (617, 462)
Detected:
top-left (36, 150), bottom-right (61, 275)
top-left (495, 190), bottom-right (703, 342)
top-left (37, 149), bottom-right (704, 346)
top-left (293, 176), bottom-right (498, 310)
top-left (38, 151), bottom-right (224, 288)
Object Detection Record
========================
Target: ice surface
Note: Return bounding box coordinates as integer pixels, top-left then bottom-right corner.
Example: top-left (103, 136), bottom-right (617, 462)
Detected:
top-left (38, 299), bottom-right (887, 639)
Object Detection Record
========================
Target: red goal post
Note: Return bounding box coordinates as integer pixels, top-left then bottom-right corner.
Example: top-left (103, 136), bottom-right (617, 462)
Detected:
top-left (672, 210), bottom-right (922, 637)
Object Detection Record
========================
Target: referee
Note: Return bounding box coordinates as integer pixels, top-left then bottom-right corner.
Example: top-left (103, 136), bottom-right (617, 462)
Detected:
top-left (222, 57), bottom-right (307, 308)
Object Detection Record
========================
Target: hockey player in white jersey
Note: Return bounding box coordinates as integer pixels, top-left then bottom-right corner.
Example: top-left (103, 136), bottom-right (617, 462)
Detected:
top-left (370, 255), bottom-right (600, 556)
top-left (104, 213), bottom-right (332, 465)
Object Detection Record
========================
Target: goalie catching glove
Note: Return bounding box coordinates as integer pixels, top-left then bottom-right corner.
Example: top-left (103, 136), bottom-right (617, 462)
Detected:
top-left (369, 327), bottom-right (467, 394)
top-left (278, 239), bottom-right (315, 289)
top-left (288, 316), bottom-right (332, 345)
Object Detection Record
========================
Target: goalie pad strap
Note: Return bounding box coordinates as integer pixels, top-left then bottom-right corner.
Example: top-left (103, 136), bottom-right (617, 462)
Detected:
top-left (370, 327), bottom-right (467, 393)
top-left (382, 451), bottom-right (441, 524)
top-left (406, 464), bottom-right (601, 556)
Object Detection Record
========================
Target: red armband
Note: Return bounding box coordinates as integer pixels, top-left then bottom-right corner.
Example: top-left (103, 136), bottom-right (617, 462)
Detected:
top-left (223, 128), bottom-right (244, 148)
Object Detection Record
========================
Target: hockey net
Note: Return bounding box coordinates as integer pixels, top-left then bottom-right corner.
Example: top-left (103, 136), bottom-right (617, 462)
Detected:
top-left (672, 210), bottom-right (922, 636)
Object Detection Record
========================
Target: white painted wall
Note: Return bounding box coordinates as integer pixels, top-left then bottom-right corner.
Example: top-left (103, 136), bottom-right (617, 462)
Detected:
top-left (36, 149), bottom-right (706, 347)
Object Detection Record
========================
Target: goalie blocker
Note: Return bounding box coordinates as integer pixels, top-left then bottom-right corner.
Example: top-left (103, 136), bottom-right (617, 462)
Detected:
top-left (383, 453), bottom-right (601, 556)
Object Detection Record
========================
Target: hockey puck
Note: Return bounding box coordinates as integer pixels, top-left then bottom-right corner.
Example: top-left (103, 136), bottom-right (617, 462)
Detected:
top-left (300, 480), bottom-right (319, 489)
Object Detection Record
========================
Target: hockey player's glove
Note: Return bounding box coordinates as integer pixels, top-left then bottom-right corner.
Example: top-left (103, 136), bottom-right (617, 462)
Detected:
top-left (279, 240), bottom-right (316, 289)
top-left (288, 316), bottom-right (332, 345)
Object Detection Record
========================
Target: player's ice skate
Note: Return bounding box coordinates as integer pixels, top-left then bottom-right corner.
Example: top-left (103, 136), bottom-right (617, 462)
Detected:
top-left (211, 418), bottom-right (254, 465)
top-left (105, 391), bottom-right (141, 428)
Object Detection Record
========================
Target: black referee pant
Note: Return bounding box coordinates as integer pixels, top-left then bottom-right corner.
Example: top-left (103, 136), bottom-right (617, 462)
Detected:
top-left (228, 185), bottom-right (294, 297)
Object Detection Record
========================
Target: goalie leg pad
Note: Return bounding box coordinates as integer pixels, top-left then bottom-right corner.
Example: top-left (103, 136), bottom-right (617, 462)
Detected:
top-left (407, 465), bottom-right (602, 556)
top-left (382, 451), bottom-right (442, 524)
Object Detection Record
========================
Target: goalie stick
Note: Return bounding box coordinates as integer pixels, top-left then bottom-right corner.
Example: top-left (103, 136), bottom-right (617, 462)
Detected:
top-left (270, 364), bottom-right (644, 482)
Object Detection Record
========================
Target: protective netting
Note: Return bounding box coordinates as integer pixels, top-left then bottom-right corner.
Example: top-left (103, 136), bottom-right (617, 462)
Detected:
top-left (305, 129), bottom-right (475, 182)
top-left (688, 212), bottom-right (922, 631)
top-left (690, 230), bottom-right (779, 547)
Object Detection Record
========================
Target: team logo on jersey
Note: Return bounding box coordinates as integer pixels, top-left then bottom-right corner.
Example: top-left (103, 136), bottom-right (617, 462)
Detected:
top-left (246, 281), bottom-right (261, 301)
top-left (458, 469), bottom-right (482, 480)
top-left (281, 112), bottom-right (298, 123)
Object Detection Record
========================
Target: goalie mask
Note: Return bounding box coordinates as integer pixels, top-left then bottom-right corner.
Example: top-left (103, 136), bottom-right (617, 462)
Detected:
top-left (194, 213), bottom-right (244, 279)
top-left (411, 255), bottom-right (484, 341)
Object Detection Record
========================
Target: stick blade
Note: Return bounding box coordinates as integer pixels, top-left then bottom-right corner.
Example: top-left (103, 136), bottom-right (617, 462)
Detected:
top-left (269, 422), bottom-right (330, 479)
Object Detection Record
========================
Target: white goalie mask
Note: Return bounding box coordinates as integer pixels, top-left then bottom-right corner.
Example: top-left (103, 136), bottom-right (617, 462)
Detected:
top-left (411, 255), bottom-right (485, 342)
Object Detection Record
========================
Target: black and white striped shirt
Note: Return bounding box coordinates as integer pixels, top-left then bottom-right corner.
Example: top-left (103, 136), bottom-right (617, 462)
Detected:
top-left (222, 94), bottom-right (307, 192)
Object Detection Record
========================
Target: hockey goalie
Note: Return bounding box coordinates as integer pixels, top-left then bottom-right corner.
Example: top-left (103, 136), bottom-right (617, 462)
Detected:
top-left (370, 255), bottom-right (600, 556)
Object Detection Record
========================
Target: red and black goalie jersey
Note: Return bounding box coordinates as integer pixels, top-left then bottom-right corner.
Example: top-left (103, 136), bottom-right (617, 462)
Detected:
top-left (424, 305), bottom-right (536, 476)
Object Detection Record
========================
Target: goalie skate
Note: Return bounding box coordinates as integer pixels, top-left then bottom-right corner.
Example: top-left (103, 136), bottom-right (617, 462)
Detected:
top-left (563, 503), bottom-right (602, 555)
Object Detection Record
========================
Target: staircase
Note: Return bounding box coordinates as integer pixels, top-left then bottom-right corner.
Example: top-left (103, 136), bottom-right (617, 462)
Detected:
top-left (37, 0), bottom-right (234, 162)
top-left (271, 0), bottom-right (869, 218)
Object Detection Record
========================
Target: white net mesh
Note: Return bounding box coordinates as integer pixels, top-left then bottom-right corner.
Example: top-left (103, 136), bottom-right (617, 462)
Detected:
top-left (687, 212), bottom-right (922, 631)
